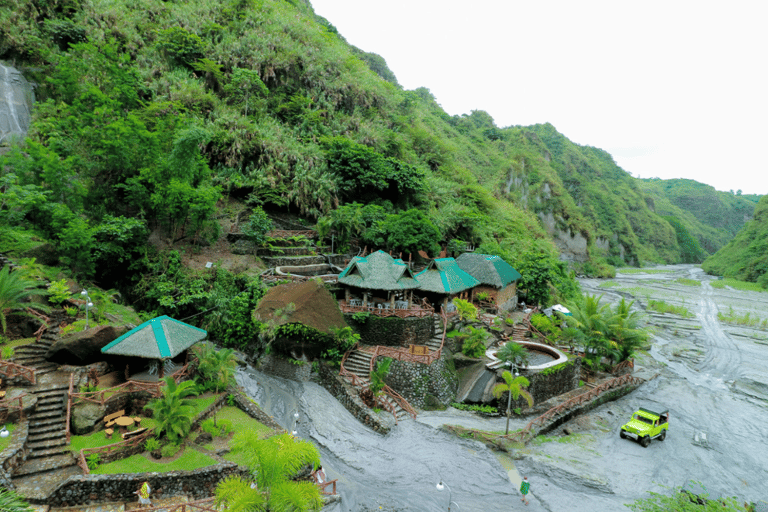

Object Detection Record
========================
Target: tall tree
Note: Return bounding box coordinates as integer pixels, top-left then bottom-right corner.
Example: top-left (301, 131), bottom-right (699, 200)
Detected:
top-left (493, 370), bottom-right (533, 435)
top-left (195, 343), bottom-right (238, 426)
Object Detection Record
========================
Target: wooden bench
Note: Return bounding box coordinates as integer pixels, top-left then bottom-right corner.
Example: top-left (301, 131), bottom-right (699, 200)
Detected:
top-left (104, 409), bottom-right (125, 428)
top-left (121, 427), bottom-right (148, 441)
top-left (310, 469), bottom-right (337, 495)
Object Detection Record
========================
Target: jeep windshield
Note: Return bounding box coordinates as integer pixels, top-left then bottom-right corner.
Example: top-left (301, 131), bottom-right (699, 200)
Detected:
top-left (633, 415), bottom-right (654, 424)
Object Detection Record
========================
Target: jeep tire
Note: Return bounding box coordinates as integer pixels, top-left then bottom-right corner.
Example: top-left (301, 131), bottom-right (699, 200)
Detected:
top-left (620, 430), bottom-right (627, 439)
top-left (640, 436), bottom-right (651, 448)
top-left (659, 429), bottom-right (666, 441)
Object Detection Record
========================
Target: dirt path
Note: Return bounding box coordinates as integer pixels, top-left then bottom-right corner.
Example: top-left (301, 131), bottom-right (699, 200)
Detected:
top-left (516, 265), bottom-right (768, 511)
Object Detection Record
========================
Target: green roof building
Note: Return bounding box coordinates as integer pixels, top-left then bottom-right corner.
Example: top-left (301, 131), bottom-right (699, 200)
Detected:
top-left (455, 253), bottom-right (522, 311)
top-left (101, 315), bottom-right (207, 379)
top-left (338, 250), bottom-right (421, 310)
top-left (415, 258), bottom-right (480, 307)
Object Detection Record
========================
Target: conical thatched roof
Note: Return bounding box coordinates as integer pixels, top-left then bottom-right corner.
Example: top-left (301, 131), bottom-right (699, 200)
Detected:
top-left (415, 258), bottom-right (480, 294)
top-left (455, 253), bottom-right (522, 288)
top-left (101, 316), bottom-right (207, 359)
top-left (253, 279), bottom-right (346, 334)
top-left (338, 250), bottom-right (420, 291)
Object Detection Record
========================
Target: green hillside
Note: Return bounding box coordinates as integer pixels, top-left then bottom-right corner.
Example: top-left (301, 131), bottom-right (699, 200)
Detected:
top-left (0, 0), bottom-right (756, 319)
top-left (640, 178), bottom-right (757, 255)
top-left (702, 195), bottom-right (768, 287)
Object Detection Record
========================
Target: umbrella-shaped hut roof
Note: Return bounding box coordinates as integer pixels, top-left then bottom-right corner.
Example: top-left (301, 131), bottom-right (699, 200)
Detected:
top-left (338, 250), bottom-right (420, 291)
top-left (415, 258), bottom-right (480, 295)
top-left (455, 253), bottom-right (522, 289)
top-left (101, 315), bottom-right (207, 359)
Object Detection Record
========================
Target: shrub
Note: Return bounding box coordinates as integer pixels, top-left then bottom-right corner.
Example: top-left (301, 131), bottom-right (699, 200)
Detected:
top-left (462, 327), bottom-right (488, 358)
top-left (144, 437), bottom-right (161, 452)
top-left (48, 279), bottom-right (71, 306)
top-left (86, 452), bottom-right (100, 470)
top-left (161, 443), bottom-right (181, 458)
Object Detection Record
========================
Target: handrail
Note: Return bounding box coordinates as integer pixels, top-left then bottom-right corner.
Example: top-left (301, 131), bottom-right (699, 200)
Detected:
top-left (381, 384), bottom-right (417, 420)
top-left (66, 373), bottom-right (74, 443)
top-left (70, 363), bottom-right (192, 407)
top-left (0, 360), bottom-right (36, 385)
top-left (79, 427), bottom-right (155, 475)
top-left (0, 392), bottom-right (29, 420)
top-left (507, 372), bottom-right (644, 444)
top-left (339, 301), bottom-right (434, 319)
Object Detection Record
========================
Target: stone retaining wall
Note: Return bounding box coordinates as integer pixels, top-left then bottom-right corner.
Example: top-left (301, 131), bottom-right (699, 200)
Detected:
top-left (345, 314), bottom-right (433, 347)
top-left (318, 363), bottom-right (392, 435)
top-left (385, 354), bottom-right (458, 409)
top-left (498, 358), bottom-right (581, 411)
top-left (257, 354), bottom-right (312, 382)
top-left (0, 419), bottom-right (29, 489)
top-left (47, 464), bottom-right (249, 507)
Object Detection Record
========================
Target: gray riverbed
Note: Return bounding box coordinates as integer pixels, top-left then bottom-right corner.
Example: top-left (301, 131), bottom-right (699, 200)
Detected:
top-left (238, 265), bottom-right (768, 511)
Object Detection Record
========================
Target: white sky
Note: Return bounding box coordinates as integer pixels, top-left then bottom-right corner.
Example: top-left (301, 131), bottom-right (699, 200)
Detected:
top-left (310, 0), bottom-right (768, 195)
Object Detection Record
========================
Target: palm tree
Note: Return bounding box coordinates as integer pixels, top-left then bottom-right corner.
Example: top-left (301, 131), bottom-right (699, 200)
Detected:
top-left (215, 431), bottom-right (323, 512)
top-left (145, 376), bottom-right (199, 443)
top-left (0, 266), bottom-right (50, 333)
top-left (496, 341), bottom-right (530, 369)
top-left (605, 298), bottom-right (649, 363)
top-left (492, 370), bottom-right (534, 435)
top-left (195, 343), bottom-right (237, 426)
top-left (0, 488), bottom-right (34, 512)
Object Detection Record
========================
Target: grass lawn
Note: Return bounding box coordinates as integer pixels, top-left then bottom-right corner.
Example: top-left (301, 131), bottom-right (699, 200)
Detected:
top-left (0, 423), bottom-right (16, 451)
top-left (92, 446), bottom-right (217, 474)
top-left (69, 417), bottom-right (159, 454)
top-left (710, 278), bottom-right (767, 292)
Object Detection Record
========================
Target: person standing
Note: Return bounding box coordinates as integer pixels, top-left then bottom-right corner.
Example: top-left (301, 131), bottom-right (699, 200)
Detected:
top-left (520, 476), bottom-right (530, 505)
top-left (135, 481), bottom-right (152, 507)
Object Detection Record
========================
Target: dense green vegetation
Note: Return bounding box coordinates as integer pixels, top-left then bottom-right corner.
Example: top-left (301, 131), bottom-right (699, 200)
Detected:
top-left (640, 178), bottom-right (758, 257)
top-left (0, 0), bottom-right (761, 338)
top-left (703, 195), bottom-right (768, 287)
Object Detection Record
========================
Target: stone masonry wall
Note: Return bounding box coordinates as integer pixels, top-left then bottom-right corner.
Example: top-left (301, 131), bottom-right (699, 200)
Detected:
top-left (498, 358), bottom-right (581, 410)
top-left (257, 354), bottom-right (312, 381)
top-left (0, 419), bottom-right (29, 489)
top-left (345, 314), bottom-right (433, 347)
top-left (384, 354), bottom-right (459, 409)
top-left (318, 363), bottom-right (392, 435)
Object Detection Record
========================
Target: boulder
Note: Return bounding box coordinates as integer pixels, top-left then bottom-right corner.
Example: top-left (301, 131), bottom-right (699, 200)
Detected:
top-left (195, 432), bottom-right (213, 445)
top-left (71, 402), bottom-right (106, 435)
top-left (45, 325), bottom-right (128, 365)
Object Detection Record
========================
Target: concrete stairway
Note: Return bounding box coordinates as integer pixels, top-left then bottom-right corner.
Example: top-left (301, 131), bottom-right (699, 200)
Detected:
top-left (341, 348), bottom-right (410, 422)
top-left (424, 316), bottom-right (445, 352)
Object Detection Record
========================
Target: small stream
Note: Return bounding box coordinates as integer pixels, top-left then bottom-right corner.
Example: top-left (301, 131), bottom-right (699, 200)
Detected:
top-left (236, 367), bottom-right (517, 511)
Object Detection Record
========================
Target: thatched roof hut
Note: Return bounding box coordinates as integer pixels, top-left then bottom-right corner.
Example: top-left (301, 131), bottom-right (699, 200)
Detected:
top-left (455, 253), bottom-right (521, 288)
top-left (253, 279), bottom-right (346, 335)
top-left (338, 250), bottom-right (420, 291)
top-left (415, 257), bottom-right (480, 298)
top-left (100, 316), bottom-right (207, 379)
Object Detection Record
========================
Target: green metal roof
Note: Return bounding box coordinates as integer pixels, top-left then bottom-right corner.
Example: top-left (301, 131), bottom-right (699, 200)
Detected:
top-left (338, 250), bottom-right (421, 291)
top-left (101, 316), bottom-right (207, 359)
top-left (415, 258), bottom-right (480, 294)
top-left (455, 253), bottom-right (522, 288)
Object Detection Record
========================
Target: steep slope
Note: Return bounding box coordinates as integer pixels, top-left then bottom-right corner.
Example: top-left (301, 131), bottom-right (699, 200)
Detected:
top-left (702, 195), bottom-right (768, 286)
top-left (639, 178), bottom-right (757, 255)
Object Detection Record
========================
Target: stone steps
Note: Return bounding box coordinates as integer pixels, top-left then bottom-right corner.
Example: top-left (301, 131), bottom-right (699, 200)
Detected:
top-left (11, 464), bottom-right (81, 501)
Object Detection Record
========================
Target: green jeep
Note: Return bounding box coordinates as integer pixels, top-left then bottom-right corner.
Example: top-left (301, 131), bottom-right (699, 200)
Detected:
top-left (619, 407), bottom-right (669, 447)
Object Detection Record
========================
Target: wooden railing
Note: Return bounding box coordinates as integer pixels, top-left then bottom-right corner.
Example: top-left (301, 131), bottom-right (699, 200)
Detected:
top-left (67, 363), bottom-right (192, 445)
top-left (66, 373), bottom-right (74, 443)
top-left (0, 392), bottom-right (29, 421)
top-left (130, 497), bottom-right (217, 512)
top-left (0, 360), bottom-right (36, 385)
top-left (339, 301), bottom-right (434, 319)
top-left (78, 427), bottom-right (155, 475)
top-left (70, 363), bottom-right (191, 407)
top-left (507, 373), bottom-right (645, 444)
